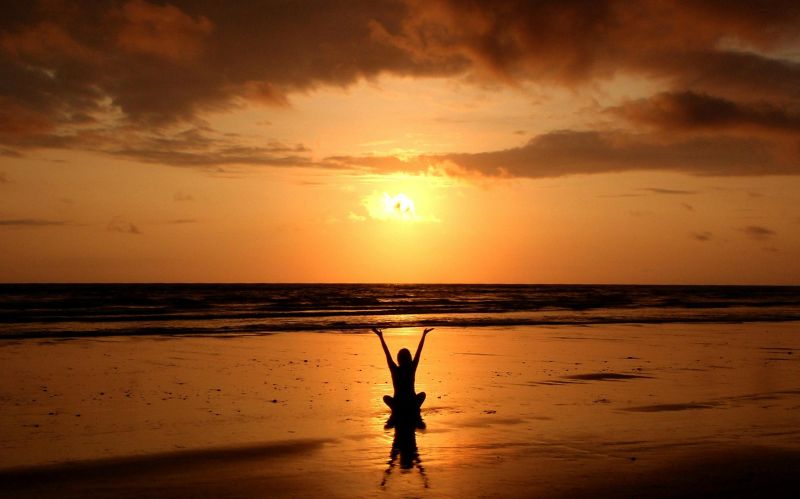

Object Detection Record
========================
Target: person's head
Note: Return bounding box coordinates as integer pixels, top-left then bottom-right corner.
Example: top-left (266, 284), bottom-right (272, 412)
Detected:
top-left (397, 348), bottom-right (412, 366)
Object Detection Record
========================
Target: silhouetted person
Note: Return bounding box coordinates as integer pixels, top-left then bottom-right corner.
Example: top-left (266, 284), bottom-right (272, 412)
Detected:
top-left (372, 327), bottom-right (433, 428)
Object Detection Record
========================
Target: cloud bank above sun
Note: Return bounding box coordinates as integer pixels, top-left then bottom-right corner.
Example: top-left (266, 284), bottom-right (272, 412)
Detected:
top-left (1, 0), bottom-right (800, 179)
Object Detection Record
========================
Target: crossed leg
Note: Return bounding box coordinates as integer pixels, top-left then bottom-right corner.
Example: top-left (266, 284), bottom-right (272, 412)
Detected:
top-left (384, 392), bottom-right (427, 429)
top-left (383, 392), bottom-right (426, 410)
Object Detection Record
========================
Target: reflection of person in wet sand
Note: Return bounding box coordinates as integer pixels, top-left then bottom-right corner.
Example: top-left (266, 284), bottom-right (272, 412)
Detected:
top-left (380, 423), bottom-right (429, 489)
top-left (372, 327), bottom-right (433, 428)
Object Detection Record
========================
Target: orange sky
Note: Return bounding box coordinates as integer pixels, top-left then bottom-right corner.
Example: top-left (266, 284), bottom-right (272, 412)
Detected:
top-left (1, 0), bottom-right (799, 283)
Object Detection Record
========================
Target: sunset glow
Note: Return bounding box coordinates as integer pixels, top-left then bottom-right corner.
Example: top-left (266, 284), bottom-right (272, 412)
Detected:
top-left (1, 1), bottom-right (799, 284)
top-left (384, 193), bottom-right (415, 220)
top-left (361, 192), bottom-right (421, 223)
top-left (3, 4), bottom-right (800, 497)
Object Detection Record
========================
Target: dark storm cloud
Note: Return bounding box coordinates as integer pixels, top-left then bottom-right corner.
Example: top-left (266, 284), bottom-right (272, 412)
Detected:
top-left (455, 131), bottom-right (796, 177)
top-left (331, 130), bottom-right (797, 178)
top-left (613, 91), bottom-right (800, 133)
top-left (2, 0), bottom-right (800, 176)
top-left (0, 0), bottom-right (455, 133)
top-left (397, 1), bottom-right (800, 98)
top-left (636, 50), bottom-right (800, 104)
top-left (443, 132), bottom-right (781, 177)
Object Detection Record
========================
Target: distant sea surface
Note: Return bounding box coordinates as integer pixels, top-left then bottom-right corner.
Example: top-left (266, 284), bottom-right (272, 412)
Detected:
top-left (2, 284), bottom-right (800, 339)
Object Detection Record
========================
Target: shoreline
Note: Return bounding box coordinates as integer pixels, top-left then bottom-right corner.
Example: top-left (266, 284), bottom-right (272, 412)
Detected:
top-left (3, 316), bottom-right (800, 341)
top-left (4, 283), bottom-right (800, 340)
top-left (2, 322), bottom-right (799, 496)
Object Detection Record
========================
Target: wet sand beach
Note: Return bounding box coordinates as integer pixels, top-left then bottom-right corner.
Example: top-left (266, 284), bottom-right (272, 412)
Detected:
top-left (2, 323), bottom-right (800, 497)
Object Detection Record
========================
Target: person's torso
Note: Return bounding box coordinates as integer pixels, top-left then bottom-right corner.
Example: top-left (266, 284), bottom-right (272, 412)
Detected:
top-left (391, 364), bottom-right (416, 398)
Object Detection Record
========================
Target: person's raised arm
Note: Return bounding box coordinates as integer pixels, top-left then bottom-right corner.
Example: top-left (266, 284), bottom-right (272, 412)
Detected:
top-left (372, 328), bottom-right (396, 368)
top-left (413, 328), bottom-right (434, 368)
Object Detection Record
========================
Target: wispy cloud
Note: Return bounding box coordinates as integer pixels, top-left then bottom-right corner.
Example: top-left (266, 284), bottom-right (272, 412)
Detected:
top-left (328, 130), bottom-right (797, 179)
top-left (690, 231), bottom-right (713, 242)
top-left (107, 216), bottom-right (141, 234)
top-left (347, 212), bottom-right (367, 222)
top-left (738, 225), bottom-right (776, 240)
top-left (640, 188), bottom-right (698, 195)
top-left (0, 218), bottom-right (70, 227)
top-left (0, 148), bottom-right (23, 158)
top-left (168, 219), bottom-right (197, 224)
top-left (106, 128), bottom-right (312, 168)
top-left (19, 125), bottom-right (316, 171)
top-left (173, 192), bottom-right (194, 202)
top-left (596, 193), bottom-right (643, 198)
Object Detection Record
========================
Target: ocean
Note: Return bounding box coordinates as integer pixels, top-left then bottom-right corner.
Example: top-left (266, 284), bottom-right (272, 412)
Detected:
top-left (2, 284), bottom-right (800, 339)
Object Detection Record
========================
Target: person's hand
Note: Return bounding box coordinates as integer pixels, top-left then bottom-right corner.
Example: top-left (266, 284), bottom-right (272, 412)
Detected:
top-left (423, 328), bottom-right (434, 335)
top-left (372, 327), bottom-right (383, 336)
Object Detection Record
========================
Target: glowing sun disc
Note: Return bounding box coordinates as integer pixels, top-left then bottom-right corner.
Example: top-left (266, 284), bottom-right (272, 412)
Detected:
top-left (383, 193), bottom-right (416, 219)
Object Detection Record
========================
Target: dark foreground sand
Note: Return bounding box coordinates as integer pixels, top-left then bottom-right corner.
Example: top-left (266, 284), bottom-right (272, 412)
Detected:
top-left (1, 323), bottom-right (800, 497)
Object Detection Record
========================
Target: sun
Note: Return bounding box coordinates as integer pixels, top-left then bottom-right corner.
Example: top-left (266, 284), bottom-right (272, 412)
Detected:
top-left (383, 193), bottom-right (416, 220)
top-left (359, 183), bottom-right (440, 224)
top-left (361, 191), bottom-right (422, 222)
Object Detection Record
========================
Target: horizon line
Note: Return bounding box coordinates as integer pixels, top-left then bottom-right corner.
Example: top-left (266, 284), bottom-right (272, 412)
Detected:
top-left (2, 281), bottom-right (799, 287)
